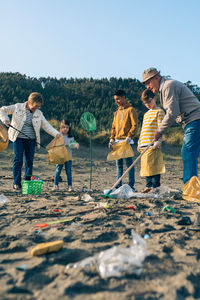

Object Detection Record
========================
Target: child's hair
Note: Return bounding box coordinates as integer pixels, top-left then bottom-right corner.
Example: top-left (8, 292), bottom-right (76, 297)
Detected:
top-left (28, 92), bottom-right (43, 105)
top-left (114, 89), bottom-right (126, 97)
top-left (60, 120), bottom-right (73, 137)
top-left (141, 89), bottom-right (155, 103)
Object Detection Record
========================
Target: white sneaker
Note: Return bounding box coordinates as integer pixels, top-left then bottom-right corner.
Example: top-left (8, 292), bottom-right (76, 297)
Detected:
top-left (52, 185), bottom-right (59, 191)
top-left (68, 186), bottom-right (73, 192)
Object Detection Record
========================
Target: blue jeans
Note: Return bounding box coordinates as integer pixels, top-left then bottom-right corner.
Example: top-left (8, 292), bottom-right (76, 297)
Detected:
top-left (181, 119), bottom-right (200, 183)
top-left (54, 160), bottom-right (72, 186)
top-left (116, 145), bottom-right (135, 189)
top-left (146, 174), bottom-right (160, 188)
top-left (13, 138), bottom-right (36, 186)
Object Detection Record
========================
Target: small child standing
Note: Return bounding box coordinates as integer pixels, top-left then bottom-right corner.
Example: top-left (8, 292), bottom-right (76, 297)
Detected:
top-left (53, 120), bottom-right (79, 191)
top-left (138, 89), bottom-right (165, 193)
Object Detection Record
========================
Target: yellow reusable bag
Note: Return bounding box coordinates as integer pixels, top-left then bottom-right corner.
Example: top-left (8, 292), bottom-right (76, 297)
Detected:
top-left (140, 147), bottom-right (165, 177)
top-left (0, 123), bottom-right (9, 152)
top-left (46, 135), bottom-right (70, 165)
top-left (107, 141), bottom-right (134, 161)
top-left (182, 176), bottom-right (200, 202)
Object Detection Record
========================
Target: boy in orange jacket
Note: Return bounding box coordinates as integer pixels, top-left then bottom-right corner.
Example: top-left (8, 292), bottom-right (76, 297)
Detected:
top-left (109, 90), bottom-right (138, 191)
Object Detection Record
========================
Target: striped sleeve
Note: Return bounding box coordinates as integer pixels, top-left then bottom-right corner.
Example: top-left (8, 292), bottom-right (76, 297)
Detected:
top-left (138, 108), bottom-right (165, 147)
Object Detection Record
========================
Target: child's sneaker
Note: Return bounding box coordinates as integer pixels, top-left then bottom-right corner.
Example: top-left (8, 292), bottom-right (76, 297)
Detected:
top-left (68, 186), bottom-right (73, 192)
top-left (52, 185), bottom-right (59, 191)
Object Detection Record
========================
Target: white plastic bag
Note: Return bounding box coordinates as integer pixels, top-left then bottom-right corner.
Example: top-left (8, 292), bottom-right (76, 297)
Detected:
top-left (65, 230), bottom-right (147, 278)
top-left (109, 184), bottom-right (135, 199)
top-left (0, 194), bottom-right (9, 205)
top-left (109, 184), bottom-right (171, 199)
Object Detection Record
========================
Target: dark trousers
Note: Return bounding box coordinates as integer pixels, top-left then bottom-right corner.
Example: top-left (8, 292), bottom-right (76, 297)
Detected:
top-left (13, 138), bottom-right (36, 186)
top-left (146, 174), bottom-right (160, 188)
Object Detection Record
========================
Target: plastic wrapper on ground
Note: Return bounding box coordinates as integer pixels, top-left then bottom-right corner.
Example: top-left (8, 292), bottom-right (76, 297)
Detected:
top-left (65, 230), bottom-right (147, 278)
top-left (108, 184), bottom-right (171, 199)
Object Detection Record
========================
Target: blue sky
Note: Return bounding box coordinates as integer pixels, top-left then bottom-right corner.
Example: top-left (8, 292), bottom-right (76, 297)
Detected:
top-left (0, 0), bottom-right (200, 85)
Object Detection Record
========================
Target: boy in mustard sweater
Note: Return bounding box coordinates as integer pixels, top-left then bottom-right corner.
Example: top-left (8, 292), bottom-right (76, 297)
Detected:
top-left (109, 89), bottom-right (138, 191)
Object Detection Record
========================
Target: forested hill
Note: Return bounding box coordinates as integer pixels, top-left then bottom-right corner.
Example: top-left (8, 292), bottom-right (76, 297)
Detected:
top-left (0, 72), bottom-right (199, 131)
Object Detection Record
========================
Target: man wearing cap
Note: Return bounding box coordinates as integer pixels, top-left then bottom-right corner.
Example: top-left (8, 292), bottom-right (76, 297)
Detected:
top-left (142, 67), bottom-right (200, 184)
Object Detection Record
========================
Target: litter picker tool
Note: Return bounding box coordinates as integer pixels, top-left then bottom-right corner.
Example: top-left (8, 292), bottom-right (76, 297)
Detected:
top-left (101, 141), bottom-right (154, 198)
top-left (80, 112), bottom-right (96, 190)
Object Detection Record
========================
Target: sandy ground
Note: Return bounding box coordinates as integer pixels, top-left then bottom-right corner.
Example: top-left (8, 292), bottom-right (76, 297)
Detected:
top-left (0, 142), bottom-right (200, 300)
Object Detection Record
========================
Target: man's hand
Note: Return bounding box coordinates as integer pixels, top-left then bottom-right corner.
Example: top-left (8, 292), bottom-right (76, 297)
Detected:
top-left (108, 139), bottom-right (114, 149)
top-left (125, 137), bottom-right (131, 144)
top-left (154, 131), bottom-right (162, 141)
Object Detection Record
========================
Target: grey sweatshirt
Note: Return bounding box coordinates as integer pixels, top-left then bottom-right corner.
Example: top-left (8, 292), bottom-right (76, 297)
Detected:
top-left (158, 78), bottom-right (200, 133)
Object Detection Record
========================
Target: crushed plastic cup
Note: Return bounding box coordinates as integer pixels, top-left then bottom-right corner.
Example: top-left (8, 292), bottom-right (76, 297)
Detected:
top-left (65, 230), bottom-right (147, 278)
top-left (0, 194), bottom-right (9, 205)
top-left (81, 193), bottom-right (94, 202)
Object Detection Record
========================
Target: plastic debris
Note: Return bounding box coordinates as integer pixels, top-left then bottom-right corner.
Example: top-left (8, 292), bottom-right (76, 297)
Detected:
top-left (81, 193), bottom-right (94, 202)
top-left (143, 234), bottom-right (150, 239)
top-left (52, 209), bottom-right (62, 213)
top-left (109, 184), bottom-right (171, 199)
top-left (177, 217), bottom-right (192, 225)
top-left (0, 194), bottom-right (9, 205)
top-left (146, 212), bottom-right (152, 216)
top-left (16, 264), bottom-right (27, 271)
top-left (31, 240), bottom-right (64, 256)
top-left (108, 184), bottom-right (136, 199)
top-left (162, 205), bottom-right (176, 214)
top-left (65, 230), bottom-right (147, 278)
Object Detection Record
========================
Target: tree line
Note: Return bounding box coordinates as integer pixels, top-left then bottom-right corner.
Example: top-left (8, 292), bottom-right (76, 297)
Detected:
top-left (0, 72), bottom-right (199, 132)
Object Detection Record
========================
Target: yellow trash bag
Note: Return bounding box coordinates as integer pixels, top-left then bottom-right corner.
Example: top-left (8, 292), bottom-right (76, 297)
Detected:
top-left (182, 176), bottom-right (200, 202)
top-left (46, 135), bottom-right (70, 165)
top-left (140, 147), bottom-right (165, 177)
top-left (107, 142), bottom-right (134, 161)
top-left (0, 123), bottom-right (9, 152)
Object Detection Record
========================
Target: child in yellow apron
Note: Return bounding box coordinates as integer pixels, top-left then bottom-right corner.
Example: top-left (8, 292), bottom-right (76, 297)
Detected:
top-left (138, 89), bottom-right (165, 193)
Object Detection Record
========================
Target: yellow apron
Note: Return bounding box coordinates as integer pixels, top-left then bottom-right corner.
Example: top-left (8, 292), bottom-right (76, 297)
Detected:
top-left (46, 135), bottom-right (70, 165)
top-left (0, 123), bottom-right (9, 152)
top-left (182, 176), bottom-right (200, 202)
top-left (107, 142), bottom-right (134, 161)
top-left (140, 147), bottom-right (165, 177)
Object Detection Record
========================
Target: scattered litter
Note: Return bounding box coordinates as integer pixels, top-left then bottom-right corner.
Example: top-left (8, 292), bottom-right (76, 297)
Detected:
top-left (31, 240), bottom-right (64, 256)
top-left (177, 217), bottom-right (192, 225)
top-left (52, 209), bottom-right (62, 213)
top-left (33, 229), bottom-right (49, 236)
top-left (108, 184), bottom-right (171, 199)
top-left (16, 264), bottom-right (27, 271)
top-left (145, 211), bottom-right (159, 216)
top-left (65, 230), bottom-right (147, 278)
top-left (0, 194), bottom-right (9, 205)
top-left (34, 217), bottom-right (74, 228)
top-left (162, 205), bottom-right (176, 214)
top-left (81, 193), bottom-right (94, 202)
top-left (146, 212), bottom-right (152, 216)
top-left (107, 184), bottom-right (136, 199)
top-left (143, 234), bottom-right (150, 239)
top-left (95, 202), bottom-right (109, 208)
